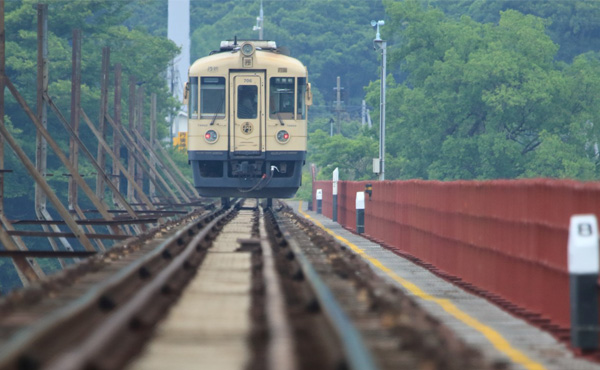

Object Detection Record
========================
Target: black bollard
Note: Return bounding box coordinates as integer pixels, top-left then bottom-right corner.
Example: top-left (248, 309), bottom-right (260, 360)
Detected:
top-left (568, 214), bottom-right (599, 350)
top-left (316, 189), bottom-right (322, 214)
top-left (356, 191), bottom-right (365, 234)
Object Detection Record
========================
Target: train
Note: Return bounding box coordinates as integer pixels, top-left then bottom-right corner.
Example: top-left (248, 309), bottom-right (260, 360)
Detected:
top-left (185, 39), bottom-right (311, 203)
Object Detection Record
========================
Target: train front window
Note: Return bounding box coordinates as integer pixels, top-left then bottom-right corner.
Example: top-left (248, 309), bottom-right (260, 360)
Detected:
top-left (200, 77), bottom-right (225, 117)
top-left (297, 77), bottom-right (306, 120)
top-left (270, 77), bottom-right (295, 119)
top-left (189, 77), bottom-right (198, 119)
top-left (237, 85), bottom-right (258, 119)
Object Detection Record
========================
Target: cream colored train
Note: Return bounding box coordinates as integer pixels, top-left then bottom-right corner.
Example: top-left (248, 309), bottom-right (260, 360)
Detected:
top-left (186, 39), bottom-right (311, 201)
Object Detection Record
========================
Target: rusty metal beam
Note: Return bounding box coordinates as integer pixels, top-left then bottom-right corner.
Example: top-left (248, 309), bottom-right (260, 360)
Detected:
top-left (0, 0), bottom-right (4, 216)
top-left (0, 251), bottom-right (95, 258)
top-left (7, 230), bottom-right (129, 240)
top-left (96, 47), bottom-right (109, 200)
top-left (127, 76), bottom-right (136, 202)
top-left (149, 93), bottom-right (156, 199)
top-left (136, 133), bottom-right (190, 203)
top-left (0, 120), bottom-right (96, 252)
top-left (79, 108), bottom-right (155, 210)
top-left (112, 63), bottom-right (122, 202)
top-left (65, 29), bottom-right (105, 251)
top-left (5, 77), bottom-right (109, 251)
top-left (0, 227), bottom-right (40, 285)
top-left (0, 212), bottom-right (50, 274)
top-left (36, 3), bottom-right (78, 260)
top-left (0, 0), bottom-right (43, 284)
top-left (46, 96), bottom-right (140, 222)
top-left (35, 4), bottom-right (48, 213)
top-left (35, 3), bottom-right (48, 213)
top-left (10, 217), bottom-right (159, 226)
top-left (153, 138), bottom-right (200, 198)
top-left (105, 113), bottom-right (179, 204)
top-left (135, 85), bottom-right (145, 191)
top-left (69, 29), bottom-right (81, 210)
top-left (73, 204), bottom-right (106, 251)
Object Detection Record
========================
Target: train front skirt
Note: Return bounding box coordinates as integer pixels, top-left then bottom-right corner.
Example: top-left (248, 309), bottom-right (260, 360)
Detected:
top-left (189, 150), bottom-right (305, 198)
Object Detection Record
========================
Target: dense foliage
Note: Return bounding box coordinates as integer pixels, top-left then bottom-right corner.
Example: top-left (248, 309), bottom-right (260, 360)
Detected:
top-left (3, 0), bottom-right (600, 291)
top-left (1, 0), bottom-right (179, 292)
top-left (368, 0), bottom-right (600, 181)
top-left (188, 0), bottom-right (600, 184)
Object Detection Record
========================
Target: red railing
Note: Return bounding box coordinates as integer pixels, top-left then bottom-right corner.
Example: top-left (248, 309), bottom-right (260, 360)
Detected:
top-left (312, 179), bottom-right (600, 337)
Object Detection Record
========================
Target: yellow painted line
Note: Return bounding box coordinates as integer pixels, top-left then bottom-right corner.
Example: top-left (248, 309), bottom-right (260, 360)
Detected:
top-left (297, 201), bottom-right (547, 370)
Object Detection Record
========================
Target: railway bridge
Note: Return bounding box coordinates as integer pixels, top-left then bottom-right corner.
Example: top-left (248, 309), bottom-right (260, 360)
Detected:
top-left (1, 3), bottom-right (600, 370)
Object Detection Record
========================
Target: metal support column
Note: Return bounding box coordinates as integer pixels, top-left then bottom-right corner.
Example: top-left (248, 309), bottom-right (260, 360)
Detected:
top-left (153, 138), bottom-right (200, 199)
top-left (149, 93), bottom-right (157, 200)
top-left (6, 77), bottom-right (112, 251)
top-left (127, 77), bottom-right (136, 202)
top-left (135, 84), bottom-right (145, 192)
top-left (0, 0), bottom-right (41, 285)
top-left (113, 64), bottom-right (122, 201)
top-left (69, 29), bottom-right (81, 210)
top-left (105, 114), bottom-right (180, 204)
top-left (36, 4), bottom-right (74, 263)
top-left (96, 47), bottom-right (109, 200)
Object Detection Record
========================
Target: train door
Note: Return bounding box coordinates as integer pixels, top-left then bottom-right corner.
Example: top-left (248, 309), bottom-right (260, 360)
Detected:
top-left (231, 73), bottom-right (264, 154)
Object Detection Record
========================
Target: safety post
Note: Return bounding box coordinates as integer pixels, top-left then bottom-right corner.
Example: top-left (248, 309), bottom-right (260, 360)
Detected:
top-left (568, 214), bottom-right (599, 351)
top-left (316, 189), bottom-right (322, 214)
top-left (356, 191), bottom-right (365, 234)
top-left (332, 167), bottom-right (338, 222)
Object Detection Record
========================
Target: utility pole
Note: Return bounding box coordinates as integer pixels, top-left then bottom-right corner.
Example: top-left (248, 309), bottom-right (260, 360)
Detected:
top-left (361, 100), bottom-right (366, 126)
top-left (372, 20), bottom-right (386, 181)
top-left (333, 76), bottom-right (345, 135)
top-left (253, 0), bottom-right (264, 40)
top-left (336, 76), bottom-right (341, 134)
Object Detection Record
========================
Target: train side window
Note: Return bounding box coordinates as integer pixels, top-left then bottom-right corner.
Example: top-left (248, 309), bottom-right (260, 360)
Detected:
top-left (201, 77), bottom-right (226, 117)
top-left (297, 77), bottom-right (306, 120)
top-left (270, 77), bottom-right (295, 119)
top-left (189, 77), bottom-right (198, 119)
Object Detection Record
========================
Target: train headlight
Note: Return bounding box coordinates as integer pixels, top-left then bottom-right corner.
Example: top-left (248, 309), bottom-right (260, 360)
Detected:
top-left (241, 43), bottom-right (254, 56)
top-left (276, 130), bottom-right (290, 143)
top-left (204, 130), bottom-right (218, 143)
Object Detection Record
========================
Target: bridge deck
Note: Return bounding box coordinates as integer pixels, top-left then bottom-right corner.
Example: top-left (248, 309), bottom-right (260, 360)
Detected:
top-left (290, 200), bottom-right (600, 370)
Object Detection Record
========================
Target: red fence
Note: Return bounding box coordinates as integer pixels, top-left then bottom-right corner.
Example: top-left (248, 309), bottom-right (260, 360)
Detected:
top-left (312, 179), bottom-right (600, 336)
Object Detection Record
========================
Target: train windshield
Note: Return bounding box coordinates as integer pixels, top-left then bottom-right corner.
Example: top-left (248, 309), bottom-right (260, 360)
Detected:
top-left (270, 77), bottom-right (295, 119)
top-left (297, 78), bottom-right (307, 120)
top-left (188, 77), bottom-right (198, 119)
top-left (200, 77), bottom-right (225, 117)
top-left (237, 85), bottom-right (258, 119)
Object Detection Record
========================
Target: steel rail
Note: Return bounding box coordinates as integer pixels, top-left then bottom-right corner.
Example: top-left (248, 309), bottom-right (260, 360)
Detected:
top-left (270, 210), bottom-right (379, 370)
top-left (259, 208), bottom-right (297, 370)
top-left (0, 204), bottom-right (237, 369)
top-left (45, 204), bottom-right (238, 370)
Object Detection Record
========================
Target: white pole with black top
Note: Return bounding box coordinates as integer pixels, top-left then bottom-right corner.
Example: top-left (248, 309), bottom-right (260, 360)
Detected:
top-left (568, 214), bottom-right (599, 350)
top-left (356, 191), bottom-right (365, 234)
top-left (316, 189), bottom-right (322, 214)
top-left (332, 168), bottom-right (339, 222)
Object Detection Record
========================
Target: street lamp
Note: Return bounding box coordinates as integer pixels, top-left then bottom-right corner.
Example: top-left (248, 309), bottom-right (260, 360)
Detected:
top-left (371, 20), bottom-right (386, 181)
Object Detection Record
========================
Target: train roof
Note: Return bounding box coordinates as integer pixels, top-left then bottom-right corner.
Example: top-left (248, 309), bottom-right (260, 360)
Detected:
top-left (189, 40), bottom-right (307, 76)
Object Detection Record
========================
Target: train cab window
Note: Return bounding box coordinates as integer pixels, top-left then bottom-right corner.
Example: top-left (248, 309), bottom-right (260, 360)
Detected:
top-left (200, 77), bottom-right (225, 117)
top-left (189, 77), bottom-right (199, 119)
top-left (237, 85), bottom-right (258, 119)
top-left (297, 77), bottom-right (307, 120)
top-left (270, 77), bottom-right (295, 119)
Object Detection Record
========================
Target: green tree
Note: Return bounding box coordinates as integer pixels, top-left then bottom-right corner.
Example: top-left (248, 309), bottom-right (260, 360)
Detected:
top-left (369, 1), bottom-right (600, 181)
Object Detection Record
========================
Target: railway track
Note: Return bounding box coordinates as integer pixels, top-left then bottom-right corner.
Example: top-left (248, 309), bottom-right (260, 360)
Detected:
top-left (0, 200), bottom-right (494, 370)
